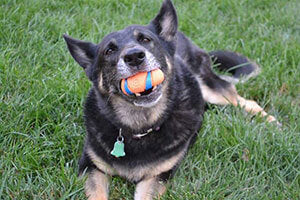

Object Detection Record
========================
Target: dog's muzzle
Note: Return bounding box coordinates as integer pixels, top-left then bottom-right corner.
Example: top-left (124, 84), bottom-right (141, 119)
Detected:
top-left (120, 69), bottom-right (164, 97)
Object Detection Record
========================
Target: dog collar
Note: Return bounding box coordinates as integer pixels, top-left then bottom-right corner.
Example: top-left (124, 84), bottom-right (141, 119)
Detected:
top-left (132, 126), bottom-right (160, 139)
top-left (111, 127), bottom-right (160, 158)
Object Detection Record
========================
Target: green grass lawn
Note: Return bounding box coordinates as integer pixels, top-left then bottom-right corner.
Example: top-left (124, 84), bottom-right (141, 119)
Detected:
top-left (1, 0), bottom-right (299, 199)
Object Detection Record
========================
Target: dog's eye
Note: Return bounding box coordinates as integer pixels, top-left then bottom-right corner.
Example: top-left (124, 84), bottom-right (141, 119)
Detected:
top-left (142, 37), bottom-right (151, 43)
top-left (138, 35), bottom-right (151, 43)
top-left (105, 47), bottom-right (115, 56)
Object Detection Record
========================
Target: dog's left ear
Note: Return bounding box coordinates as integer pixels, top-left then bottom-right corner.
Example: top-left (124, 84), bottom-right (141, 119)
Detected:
top-left (150, 0), bottom-right (178, 41)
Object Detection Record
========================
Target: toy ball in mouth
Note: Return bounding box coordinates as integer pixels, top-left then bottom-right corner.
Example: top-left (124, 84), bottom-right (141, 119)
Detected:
top-left (121, 69), bottom-right (164, 96)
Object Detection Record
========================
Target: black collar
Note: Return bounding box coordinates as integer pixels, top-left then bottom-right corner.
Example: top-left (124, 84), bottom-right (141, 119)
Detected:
top-left (132, 126), bottom-right (160, 139)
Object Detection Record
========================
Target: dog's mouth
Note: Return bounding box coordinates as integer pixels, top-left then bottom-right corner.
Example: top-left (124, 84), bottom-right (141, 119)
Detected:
top-left (119, 69), bottom-right (165, 107)
top-left (123, 84), bottom-right (159, 97)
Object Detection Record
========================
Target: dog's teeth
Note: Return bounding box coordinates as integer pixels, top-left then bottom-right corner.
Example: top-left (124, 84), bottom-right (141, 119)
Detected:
top-left (135, 93), bottom-right (141, 97)
top-left (153, 86), bottom-right (157, 91)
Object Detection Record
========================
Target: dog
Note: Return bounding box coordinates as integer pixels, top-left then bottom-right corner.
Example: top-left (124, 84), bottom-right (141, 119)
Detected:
top-left (63, 0), bottom-right (279, 199)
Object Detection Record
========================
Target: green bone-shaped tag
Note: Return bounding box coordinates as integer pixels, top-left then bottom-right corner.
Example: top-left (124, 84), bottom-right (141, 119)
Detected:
top-left (110, 141), bottom-right (125, 158)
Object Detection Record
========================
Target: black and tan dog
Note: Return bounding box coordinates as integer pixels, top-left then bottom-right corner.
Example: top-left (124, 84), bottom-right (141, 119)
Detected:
top-left (63, 0), bottom-right (278, 199)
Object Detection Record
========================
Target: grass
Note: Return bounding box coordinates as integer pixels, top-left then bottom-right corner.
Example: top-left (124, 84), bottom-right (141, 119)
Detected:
top-left (0, 0), bottom-right (299, 199)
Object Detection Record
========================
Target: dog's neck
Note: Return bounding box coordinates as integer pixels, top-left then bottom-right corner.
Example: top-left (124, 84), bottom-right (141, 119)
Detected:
top-left (110, 93), bottom-right (168, 131)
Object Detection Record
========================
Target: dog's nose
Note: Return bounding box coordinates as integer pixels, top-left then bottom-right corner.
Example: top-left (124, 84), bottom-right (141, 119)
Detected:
top-left (124, 49), bottom-right (145, 67)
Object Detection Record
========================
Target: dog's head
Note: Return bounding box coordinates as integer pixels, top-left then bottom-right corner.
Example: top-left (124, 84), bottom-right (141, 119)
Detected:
top-left (64, 0), bottom-right (178, 128)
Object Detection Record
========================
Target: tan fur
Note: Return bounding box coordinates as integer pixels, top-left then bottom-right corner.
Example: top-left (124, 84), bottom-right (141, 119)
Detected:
top-left (85, 170), bottom-right (109, 200)
top-left (235, 95), bottom-right (278, 123)
top-left (134, 178), bottom-right (166, 200)
top-left (133, 29), bottom-right (139, 37)
top-left (87, 145), bottom-right (186, 183)
top-left (85, 145), bottom-right (186, 200)
top-left (111, 83), bottom-right (169, 130)
top-left (115, 147), bottom-right (185, 182)
top-left (87, 147), bottom-right (116, 176)
top-left (198, 77), bottom-right (279, 124)
top-left (150, 41), bottom-right (155, 48)
top-left (165, 56), bottom-right (172, 71)
top-left (197, 77), bottom-right (238, 105)
top-left (97, 72), bottom-right (106, 93)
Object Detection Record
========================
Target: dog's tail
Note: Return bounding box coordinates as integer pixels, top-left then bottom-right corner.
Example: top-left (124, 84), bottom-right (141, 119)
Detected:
top-left (209, 50), bottom-right (260, 84)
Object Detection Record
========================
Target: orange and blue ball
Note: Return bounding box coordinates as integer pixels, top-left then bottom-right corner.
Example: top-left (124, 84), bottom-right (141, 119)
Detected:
top-left (121, 69), bottom-right (164, 95)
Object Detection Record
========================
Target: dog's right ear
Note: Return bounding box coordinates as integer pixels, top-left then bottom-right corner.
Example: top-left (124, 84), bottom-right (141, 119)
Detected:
top-left (63, 34), bottom-right (97, 77)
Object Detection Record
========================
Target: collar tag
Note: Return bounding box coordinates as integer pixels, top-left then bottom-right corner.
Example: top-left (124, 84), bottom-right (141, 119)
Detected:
top-left (111, 129), bottom-right (126, 158)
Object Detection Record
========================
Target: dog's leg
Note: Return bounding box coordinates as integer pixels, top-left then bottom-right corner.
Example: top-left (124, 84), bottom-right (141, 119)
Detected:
top-left (186, 47), bottom-right (279, 124)
top-left (199, 78), bottom-right (279, 125)
top-left (234, 95), bottom-right (278, 123)
top-left (134, 177), bottom-right (166, 200)
top-left (85, 169), bottom-right (109, 200)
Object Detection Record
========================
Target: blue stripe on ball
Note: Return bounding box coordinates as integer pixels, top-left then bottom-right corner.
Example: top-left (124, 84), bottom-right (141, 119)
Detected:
top-left (145, 71), bottom-right (152, 90)
top-left (124, 79), bottom-right (133, 95)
